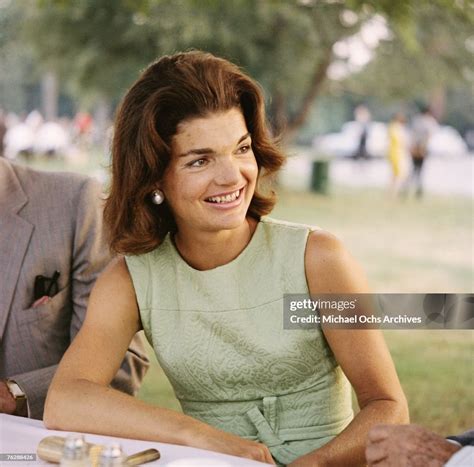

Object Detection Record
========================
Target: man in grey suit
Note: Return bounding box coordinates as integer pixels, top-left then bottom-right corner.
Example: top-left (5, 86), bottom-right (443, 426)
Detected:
top-left (0, 158), bottom-right (149, 419)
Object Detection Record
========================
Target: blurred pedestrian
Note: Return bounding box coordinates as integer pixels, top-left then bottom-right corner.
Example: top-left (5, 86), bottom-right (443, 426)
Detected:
top-left (403, 106), bottom-right (438, 198)
top-left (353, 105), bottom-right (371, 160)
top-left (74, 111), bottom-right (93, 149)
top-left (387, 112), bottom-right (408, 197)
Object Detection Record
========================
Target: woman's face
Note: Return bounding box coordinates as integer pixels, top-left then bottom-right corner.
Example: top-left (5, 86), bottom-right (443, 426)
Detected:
top-left (160, 107), bottom-right (258, 235)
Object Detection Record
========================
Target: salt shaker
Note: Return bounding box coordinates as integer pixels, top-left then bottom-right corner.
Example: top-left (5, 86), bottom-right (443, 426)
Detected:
top-left (59, 434), bottom-right (91, 467)
top-left (98, 443), bottom-right (127, 466)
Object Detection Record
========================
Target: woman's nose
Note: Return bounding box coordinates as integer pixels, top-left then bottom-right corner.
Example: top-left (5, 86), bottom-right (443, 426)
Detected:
top-left (214, 157), bottom-right (240, 185)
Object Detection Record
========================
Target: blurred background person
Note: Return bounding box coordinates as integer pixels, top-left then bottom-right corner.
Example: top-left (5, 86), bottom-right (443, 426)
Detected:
top-left (387, 112), bottom-right (409, 197)
top-left (73, 111), bottom-right (93, 149)
top-left (403, 106), bottom-right (438, 198)
top-left (352, 104), bottom-right (372, 161)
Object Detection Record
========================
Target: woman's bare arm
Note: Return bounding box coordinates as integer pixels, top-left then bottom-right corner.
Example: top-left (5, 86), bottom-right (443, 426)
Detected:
top-left (44, 258), bottom-right (275, 464)
top-left (289, 231), bottom-right (409, 467)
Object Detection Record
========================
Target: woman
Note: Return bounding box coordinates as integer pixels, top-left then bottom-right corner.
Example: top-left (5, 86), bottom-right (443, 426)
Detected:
top-left (45, 51), bottom-right (408, 466)
top-left (387, 112), bottom-right (408, 197)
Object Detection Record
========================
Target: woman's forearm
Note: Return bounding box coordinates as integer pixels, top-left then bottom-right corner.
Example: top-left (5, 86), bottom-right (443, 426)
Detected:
top-left (44, 379), bottom-right (210, 447)
top-left (44, 379), bottom-right (276, 464)
top-left (289, 398), bottom-right (409, 467)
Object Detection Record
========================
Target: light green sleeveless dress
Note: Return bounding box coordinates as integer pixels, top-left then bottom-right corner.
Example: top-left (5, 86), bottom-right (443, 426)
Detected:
top-left (125, 217), bottom-right (353, 466)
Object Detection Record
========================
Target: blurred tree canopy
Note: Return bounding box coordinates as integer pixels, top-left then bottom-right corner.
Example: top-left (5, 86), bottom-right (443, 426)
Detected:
top-left (345, 2), bottom-right (473, 103)
top-left (1, 0), bottom-right (472, 141)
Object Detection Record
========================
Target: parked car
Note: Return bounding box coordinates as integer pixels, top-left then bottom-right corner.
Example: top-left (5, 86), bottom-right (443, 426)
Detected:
top-left (313, 121), bottom-right (468, 159)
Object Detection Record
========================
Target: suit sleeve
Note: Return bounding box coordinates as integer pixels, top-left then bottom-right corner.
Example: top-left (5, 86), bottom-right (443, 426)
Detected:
top-left (447, 429), bottom-right (474, 447)
top-left (12, 365), bottom-right (57, 419)
top-left (13, 177), bottom-right (149, 420)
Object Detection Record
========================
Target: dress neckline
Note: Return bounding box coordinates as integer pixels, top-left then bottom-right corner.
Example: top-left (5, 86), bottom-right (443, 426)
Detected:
top-left (165, 219), bottom-right (264, 274)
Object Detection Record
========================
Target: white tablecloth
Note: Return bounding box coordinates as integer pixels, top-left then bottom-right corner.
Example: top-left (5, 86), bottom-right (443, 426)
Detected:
top-left (0, 414), bottom-right (270, 466)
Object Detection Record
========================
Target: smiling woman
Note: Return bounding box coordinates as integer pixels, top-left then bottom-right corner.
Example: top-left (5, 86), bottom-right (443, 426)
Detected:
top-left (103, 52), bottom-right (283, 257)
top-left (159, 108), bottom-right (259, 269)
top-left (44, 51), bottom-right (408, 467)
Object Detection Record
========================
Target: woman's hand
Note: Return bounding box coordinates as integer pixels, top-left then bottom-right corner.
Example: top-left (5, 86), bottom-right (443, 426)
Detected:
top-left (191, 425), bottom-right (275, 464)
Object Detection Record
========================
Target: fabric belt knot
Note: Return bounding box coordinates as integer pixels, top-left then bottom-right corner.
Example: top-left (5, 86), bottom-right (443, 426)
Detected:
top-left (246, 396), bottom-right (299, 466)
top-left (246, 396), bottom-right (282, 447)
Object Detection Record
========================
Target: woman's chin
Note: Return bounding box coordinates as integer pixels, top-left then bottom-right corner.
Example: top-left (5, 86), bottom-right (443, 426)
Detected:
top-left (207, 211), bottom-right (249, 232)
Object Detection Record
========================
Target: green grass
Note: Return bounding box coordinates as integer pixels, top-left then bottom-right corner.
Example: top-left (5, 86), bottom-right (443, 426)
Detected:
top-left (22, 155), bottom-right (473, 436)
top-left (384, 330), bottom-right (473, 435)
top-left (271, 187), bottom-right (473, 292)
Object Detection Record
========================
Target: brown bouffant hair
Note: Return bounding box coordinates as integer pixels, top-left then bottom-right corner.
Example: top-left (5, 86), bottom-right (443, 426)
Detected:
top-left (104, 51), bottom-right (285, 255)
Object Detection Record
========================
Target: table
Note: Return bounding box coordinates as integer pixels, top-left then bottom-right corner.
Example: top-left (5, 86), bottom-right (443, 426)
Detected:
top-left (0, 414), bottom-right (270, 466)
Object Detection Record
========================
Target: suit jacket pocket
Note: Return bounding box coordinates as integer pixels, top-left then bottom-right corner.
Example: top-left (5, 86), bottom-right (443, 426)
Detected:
top-left (15, 285), bottom-right (71, 368)
top-left (16, 285), bottom-right (71, 322)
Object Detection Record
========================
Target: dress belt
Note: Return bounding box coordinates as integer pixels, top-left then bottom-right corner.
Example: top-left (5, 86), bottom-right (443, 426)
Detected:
top-left (245, 396), bottom-right (352, 466)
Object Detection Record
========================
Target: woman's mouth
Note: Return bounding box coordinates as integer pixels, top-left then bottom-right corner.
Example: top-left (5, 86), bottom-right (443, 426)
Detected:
top-left (204, 187), bottom-right (245, 208)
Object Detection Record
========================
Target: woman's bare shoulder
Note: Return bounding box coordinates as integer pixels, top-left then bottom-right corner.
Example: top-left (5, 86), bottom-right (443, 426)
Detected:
top-left (304, 229), bottom-right (369, 294)
top-left (87, 256), bottom-right (139, 320)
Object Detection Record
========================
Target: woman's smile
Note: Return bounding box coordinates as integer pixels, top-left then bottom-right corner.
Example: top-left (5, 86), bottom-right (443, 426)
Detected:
top-left (204, 186), bottom-right (245, 208)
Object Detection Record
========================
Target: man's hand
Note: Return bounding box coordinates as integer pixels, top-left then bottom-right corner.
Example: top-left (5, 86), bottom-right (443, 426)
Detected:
top-left (0, 380), bottom-right (16, 414)
top-left (366, 424), bottom-right (461, 467)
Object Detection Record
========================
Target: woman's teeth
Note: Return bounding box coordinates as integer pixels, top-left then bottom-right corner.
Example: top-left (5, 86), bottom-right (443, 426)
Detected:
top-left (207, 189), bottom-right (240, 204)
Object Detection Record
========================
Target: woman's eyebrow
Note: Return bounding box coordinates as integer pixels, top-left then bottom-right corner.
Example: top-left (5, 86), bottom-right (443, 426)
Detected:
top-left (178, 132), bottom-right (251, 158)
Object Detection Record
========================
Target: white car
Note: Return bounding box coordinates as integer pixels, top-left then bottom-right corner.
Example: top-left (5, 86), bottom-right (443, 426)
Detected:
top-left (428, 126), bottom-right (469, 157)
top-left (313, 121), bottom-right (468, 158)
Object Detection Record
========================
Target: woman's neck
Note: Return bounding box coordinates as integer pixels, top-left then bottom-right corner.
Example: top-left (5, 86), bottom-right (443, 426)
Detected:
top-left (174, 217), bottom-right (258, 271)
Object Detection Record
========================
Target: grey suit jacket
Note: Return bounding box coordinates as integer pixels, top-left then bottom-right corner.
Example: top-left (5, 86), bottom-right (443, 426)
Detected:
top-left (0, 158), bottom-right (149, 419)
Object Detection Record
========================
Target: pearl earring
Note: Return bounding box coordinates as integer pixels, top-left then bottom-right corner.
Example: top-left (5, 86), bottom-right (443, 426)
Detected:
top-left (151, 189), bottom-right (164, 205)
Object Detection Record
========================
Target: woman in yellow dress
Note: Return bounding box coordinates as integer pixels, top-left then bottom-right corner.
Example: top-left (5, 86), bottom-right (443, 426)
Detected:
top-left (387, 113), bottom-right (408, 196)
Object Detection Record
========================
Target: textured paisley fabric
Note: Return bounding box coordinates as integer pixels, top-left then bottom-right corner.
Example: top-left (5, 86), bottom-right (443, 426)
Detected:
top-left (126, 217), bottom-right (353, 466)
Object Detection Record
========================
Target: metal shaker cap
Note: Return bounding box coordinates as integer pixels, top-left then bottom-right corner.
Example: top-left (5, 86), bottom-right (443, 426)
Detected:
top-left (62, 434), bottom-right (87, 460)
top-left (98, 443), bottom-right (126, 466)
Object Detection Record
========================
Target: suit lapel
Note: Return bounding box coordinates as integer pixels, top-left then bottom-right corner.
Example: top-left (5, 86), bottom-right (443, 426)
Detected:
top-left (0, 160), bottom-right (34, 341)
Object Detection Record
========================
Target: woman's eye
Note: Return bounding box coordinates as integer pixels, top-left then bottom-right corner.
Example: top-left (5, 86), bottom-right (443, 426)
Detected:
top-left (189, 158), bottom-right (207, 167)
top-left (237, 145), bottom-right (251, 154)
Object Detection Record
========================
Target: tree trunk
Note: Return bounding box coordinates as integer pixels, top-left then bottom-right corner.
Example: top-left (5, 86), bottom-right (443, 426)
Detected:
top-left (271, 90), bottom-right (288, 137)
top-left (429, 85), bottom-right (446, 121)
top-left (282, 49), bottom-right (333, 144)
top-left (41, 71), bottom-right (58, 121)
top-left (94, 97), bottom-right (111, 152)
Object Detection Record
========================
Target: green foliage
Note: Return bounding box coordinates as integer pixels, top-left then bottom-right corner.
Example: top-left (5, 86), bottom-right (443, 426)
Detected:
top-left (2, 0), bottom-right (472, 134)
top-left (0, 2), bottom-right (39, 112)
top-left (4, 2), bottom-right (393, 114)
top-left (346, 1), bottom-right (473, 100)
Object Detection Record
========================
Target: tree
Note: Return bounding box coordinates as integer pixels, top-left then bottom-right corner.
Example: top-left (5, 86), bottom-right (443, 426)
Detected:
top-left (9, 0), bottom-right (474, 141)
top-left (0, 3), bottom-right (39, 113)
top-left (343, 0), bottom-right (473, 119)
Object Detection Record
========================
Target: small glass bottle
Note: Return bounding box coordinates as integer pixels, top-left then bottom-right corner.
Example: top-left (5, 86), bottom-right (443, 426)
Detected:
top-left (59, 434), bottom-right (91, 467)
top-left (98, 443), bottom-right (126, 466)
